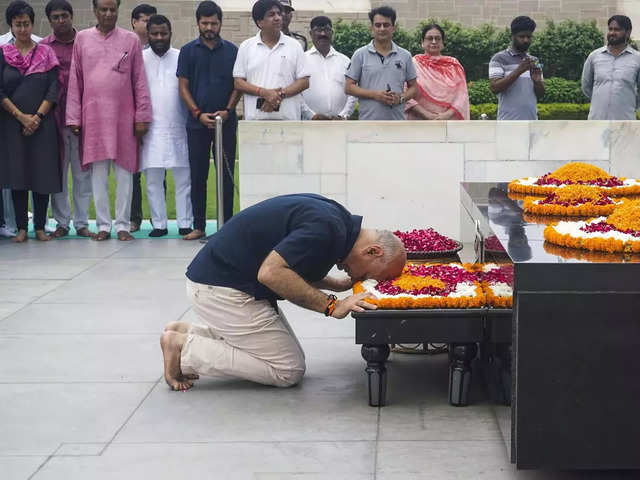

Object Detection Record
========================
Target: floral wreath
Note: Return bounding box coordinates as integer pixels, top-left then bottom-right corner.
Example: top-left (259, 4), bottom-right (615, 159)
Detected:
top-left (523, 185), bottom-right (622, 217)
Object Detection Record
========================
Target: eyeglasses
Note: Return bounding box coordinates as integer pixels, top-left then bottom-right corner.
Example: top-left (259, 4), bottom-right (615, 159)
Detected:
top-left (311, 26), bottom-right (332, 34)
top-left (373, 22), bottom-right (392, 29)
top-left (424, 36), bottom-right (442, 43)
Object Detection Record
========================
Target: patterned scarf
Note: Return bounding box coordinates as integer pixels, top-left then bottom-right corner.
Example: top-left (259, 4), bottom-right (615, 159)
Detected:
top-left (413, 54), bottom-right (470, 120)
top-left (1, 42), bottom-right (59, 76)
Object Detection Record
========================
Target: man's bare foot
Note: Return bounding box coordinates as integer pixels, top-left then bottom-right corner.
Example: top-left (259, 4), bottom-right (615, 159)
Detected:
top-left (160, 331), bottom-right (193, 391)
top-left (35, 230), bottom-right (51, 241)
top-left (183, 229), bottom-right (205, 241)
top-left (164, 321), bottom-right (191, 334)
top-left (12, 229), bottom-right (28, 243)
top-left (117, 230), bottom-right (135, 241)
top-left (50, 226), bottom-right (69, 238)
top-left (75, 227), bottom-right (96, 238)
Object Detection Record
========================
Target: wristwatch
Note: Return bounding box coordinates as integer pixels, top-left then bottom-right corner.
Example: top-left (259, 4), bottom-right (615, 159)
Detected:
top-left (36, 112), bottom-right (45, 120)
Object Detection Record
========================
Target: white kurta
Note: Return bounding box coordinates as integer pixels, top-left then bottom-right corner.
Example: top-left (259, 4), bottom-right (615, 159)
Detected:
top-left (141, 47), bottom-right (189, 170)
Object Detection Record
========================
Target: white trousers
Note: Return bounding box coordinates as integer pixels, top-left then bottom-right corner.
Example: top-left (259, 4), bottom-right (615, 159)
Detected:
top-left (1, 189), bottom-right (16, 231)
top-left (181, 279), bottom-right (306, 388)
top-left (145, 167), bottom-right (192, 229)
top-left (91, 160), bottom-right (133, 233)
top-left (51, 128), bottom-right (92, 230)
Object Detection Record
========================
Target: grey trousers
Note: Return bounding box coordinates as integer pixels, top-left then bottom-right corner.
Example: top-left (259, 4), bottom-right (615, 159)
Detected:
top-left (51, 128), bottom-right (92, 231)
top-left (91, 160), bottom-right (133, 233)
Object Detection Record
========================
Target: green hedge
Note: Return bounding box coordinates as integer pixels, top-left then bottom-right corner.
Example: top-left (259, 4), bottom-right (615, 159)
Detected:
top-left (470, 103), bottom-right (591, 120)
top-left (467, 77), bottom-right (588, 105)
top-left (333, 19), bottom-right (606, 81)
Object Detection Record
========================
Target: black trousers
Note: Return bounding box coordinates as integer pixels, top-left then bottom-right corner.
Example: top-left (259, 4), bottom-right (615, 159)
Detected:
top-left (187, 120), bottom-right (237, 231)
top-left (130, 172), bottom-right (143, 225)
top-left (12, 190), bottom-right (48, 231)
top-left (0, 190), bottom-right (4, 227)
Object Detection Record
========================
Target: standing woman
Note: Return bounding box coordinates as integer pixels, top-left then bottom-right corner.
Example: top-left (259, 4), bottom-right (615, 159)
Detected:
top-left (0, 0), bottom-right (61, 243)
top-left (405, 23), bottom-right (470, 120)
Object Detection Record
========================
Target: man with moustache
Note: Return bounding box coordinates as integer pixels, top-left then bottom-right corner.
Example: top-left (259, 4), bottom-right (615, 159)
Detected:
top-left (489, 16), bottom-right (544, 120)
top-left (582, 15), bottom-right (640, 120)
top-left (41, 0), bottom-right (94, 238)
top-left (177, 1), bottom-right (240, 240)
top-left (141, 14), bottom-right (192, 237)
top-left (66, 0), bottom-right (152, 241)
top-left (233, 0), bottom-right (310, 121)
top-left (301, 16), bottom-right (356, 120)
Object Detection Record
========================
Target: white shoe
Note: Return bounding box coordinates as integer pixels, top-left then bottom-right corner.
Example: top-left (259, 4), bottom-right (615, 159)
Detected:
top-left (44, 222), bottom-right (56, 233)
top-left (0, 225), bottom-right (16, 237)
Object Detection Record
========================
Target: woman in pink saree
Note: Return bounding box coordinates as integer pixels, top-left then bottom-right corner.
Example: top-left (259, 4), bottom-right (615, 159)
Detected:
top-left (405, 24), bottom-right (470, 120)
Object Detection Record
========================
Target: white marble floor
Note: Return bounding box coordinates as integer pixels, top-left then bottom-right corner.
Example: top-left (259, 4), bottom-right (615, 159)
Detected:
top-left (1, 238), bottom-right (639, 480)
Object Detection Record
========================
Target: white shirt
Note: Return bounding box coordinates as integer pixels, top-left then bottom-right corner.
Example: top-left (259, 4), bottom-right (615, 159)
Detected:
top-left (301, 46), bottom-right (356, 120)
top-left (0, 31), bottom-right (41, 45)
top-left (140, 47), bottom-right (189, 170)
top-left (233, 31), bottom-right (310, 120)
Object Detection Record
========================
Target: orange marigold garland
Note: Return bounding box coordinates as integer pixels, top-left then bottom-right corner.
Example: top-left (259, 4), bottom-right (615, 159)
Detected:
top-left (353, 263), bottom-right (486, 309)
top-left (480, 263), bottom-right (514, 308)
top-left (544, 201), bottom-right (640, 253)
top-left (523, 185), bottom-right (621, 216)
top-left (508, 162), bottom-right (640, 196)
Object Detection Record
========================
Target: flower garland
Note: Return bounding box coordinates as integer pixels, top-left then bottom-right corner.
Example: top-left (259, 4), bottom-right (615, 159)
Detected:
top-left (508, 162), bottom-right (640, 196)
top-left (544, 219), bottom-right (640, 254)
top-left (543, 241), bottom-right (640, 263)
top-left (353, 263), bottom-right (486, 309)
top-left (479, 263), bottom-right (513, 308)
top-left (523, 185), bottom-right (621, 216)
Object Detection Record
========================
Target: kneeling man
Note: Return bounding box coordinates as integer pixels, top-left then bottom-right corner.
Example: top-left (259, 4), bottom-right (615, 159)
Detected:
top-left (161, 193), bottom-right (406, 390)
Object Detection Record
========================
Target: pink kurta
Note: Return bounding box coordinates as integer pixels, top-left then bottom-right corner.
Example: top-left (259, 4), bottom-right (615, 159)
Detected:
top-left (65, 27), bottom-right (152, 173)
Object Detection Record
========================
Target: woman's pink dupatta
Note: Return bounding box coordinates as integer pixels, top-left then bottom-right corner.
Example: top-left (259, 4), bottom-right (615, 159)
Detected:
top-left (408, 54), bottom-right (470, 120)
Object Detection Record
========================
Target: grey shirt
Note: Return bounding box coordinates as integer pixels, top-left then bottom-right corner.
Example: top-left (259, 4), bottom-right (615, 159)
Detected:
top-left (346, 41), bottom-right (416, 120)
top-left (581, 45), bottom-right (640, 120)
top-left (489, 47), bottom-right (541, 120)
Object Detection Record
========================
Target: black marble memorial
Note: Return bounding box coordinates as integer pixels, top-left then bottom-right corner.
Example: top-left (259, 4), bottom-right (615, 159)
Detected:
top-left (461, 181), bottom-right (640, 470)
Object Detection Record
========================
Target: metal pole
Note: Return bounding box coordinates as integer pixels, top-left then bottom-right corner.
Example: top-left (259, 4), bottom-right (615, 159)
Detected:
top-left (215, 115), bottom-right (225, 230)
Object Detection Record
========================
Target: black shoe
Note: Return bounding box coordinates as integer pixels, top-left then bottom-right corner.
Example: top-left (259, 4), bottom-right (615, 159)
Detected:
top-left (178, 228), bottom-right (193, 236)
top-left (148, 228), bottom-right (168, 238)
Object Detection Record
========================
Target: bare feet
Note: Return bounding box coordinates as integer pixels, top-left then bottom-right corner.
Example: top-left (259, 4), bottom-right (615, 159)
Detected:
top-left (75, 227), bottom-right (96, 238)
top-left (35, 230), bottom-right (51, 241)
top-left (160, 331), bottom-right (193, 391)
top-left (183, 229), bottom-right (205, 241)
top-left (50, 226), bottom-right (69, 238)
top-left (12, 229), bottom-right (28, 243)
top-left (117, 230), bottom-right (135, 241)
top-left (93, 231), bottom-right (111, 241)
top-left (164, 321), bottom-right (191, 334)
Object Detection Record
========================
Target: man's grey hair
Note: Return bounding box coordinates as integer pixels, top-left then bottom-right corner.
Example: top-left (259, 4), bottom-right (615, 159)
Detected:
top-left (376, 230), bottom-right (405, 260)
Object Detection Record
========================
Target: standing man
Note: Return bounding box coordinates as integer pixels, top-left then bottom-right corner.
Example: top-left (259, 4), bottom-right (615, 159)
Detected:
top-left (131, 3), bottom-right (155, 48)
top-left (129, 3), bottom-right (157, 232)
top-left (66, 0), bottom-right (152, 242)
top-left (177, 1), bottom-right (240, 240)
top-left (233, 0), bottom-right (310, 121)
top-left (301, 16), bottom-right (356, 120)
top-left (582, 15), bottom-right (640, 120)
top-left (41, 0), bottom-right (94, 238)
top-left (141, 14), bottom-right (192, 237)
top-left (345, 6), bottom-right (417, 120)
top-left (489, 16), bottom-right (544, 120)
top-left (160, 194), bottom-right (407, 391)
top-left (280, 0), bottom-right (307, 52)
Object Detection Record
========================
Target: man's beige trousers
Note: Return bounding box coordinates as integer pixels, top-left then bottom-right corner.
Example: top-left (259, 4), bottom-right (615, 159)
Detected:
top-left (181, 279), bottom-right (306, 387)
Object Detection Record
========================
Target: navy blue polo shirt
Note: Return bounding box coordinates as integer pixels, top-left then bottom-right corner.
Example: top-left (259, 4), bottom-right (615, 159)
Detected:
top-left (176, 37), bottom-right (238, 130)
top-left (186, 194), bottom-right (363, 303)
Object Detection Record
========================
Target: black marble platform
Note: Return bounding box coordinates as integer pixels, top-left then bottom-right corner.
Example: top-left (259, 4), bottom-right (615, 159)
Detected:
top-left (461, 182), bottom-right (640, 470)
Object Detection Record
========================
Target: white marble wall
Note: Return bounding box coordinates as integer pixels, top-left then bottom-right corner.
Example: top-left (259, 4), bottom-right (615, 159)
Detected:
top-left (239, 121), bottom-right (640, 240)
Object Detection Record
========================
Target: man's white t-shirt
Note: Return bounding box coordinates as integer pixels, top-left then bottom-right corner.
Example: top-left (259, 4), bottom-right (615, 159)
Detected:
top-left (233, 31), bottom-right (310, 120)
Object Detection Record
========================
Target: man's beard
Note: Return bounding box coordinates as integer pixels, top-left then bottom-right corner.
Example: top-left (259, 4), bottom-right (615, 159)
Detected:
top-left (608, 35), bottom-right (627, 46)
top-left (200, 30), bottom-right (218, 41)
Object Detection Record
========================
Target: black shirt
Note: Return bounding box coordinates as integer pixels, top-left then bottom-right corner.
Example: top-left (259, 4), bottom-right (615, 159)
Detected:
top-left (176, 37), bottom-right (237, 130)
top-left (186, 194), bottom-right (362, 302)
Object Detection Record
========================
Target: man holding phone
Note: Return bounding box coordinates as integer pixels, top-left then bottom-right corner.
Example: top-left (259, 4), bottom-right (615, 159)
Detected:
top-left (489, 16), bottom-right (545, 120)
top-left (177, 1), bottom-right (240, 239)
top-left (233, 0), bottom-right (310, 120)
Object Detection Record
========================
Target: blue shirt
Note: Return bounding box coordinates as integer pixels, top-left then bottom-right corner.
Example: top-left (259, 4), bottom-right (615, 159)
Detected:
top-left (186, 194), bottom-right (363, 303)
top-left (176, 37), bottom-right (237, 130)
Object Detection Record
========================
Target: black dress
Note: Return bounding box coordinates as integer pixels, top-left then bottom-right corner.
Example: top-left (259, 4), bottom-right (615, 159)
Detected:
top-left (0, 49), bottom-right (61, 194)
